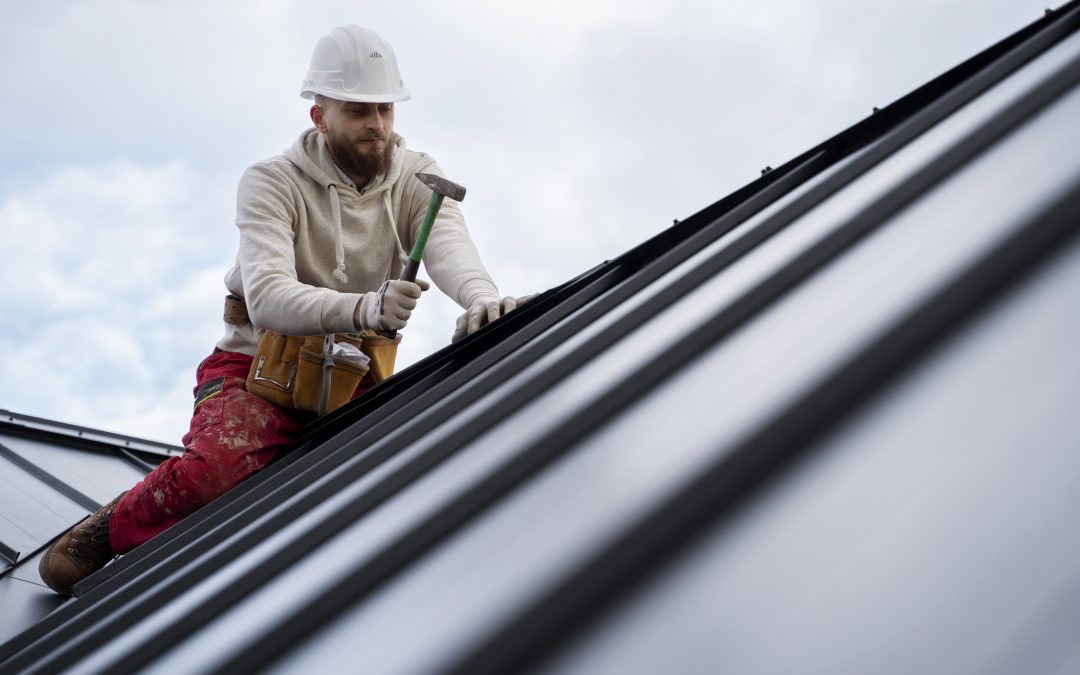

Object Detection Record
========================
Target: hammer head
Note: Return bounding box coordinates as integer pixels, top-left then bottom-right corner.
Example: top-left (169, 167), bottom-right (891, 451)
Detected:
top-left (415, 172), bottom-right (466, 202)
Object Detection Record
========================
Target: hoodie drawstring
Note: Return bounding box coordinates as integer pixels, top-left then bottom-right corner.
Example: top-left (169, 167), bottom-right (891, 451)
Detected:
top-left (328, 180), bottom-right (404, 287)
top-left (382, 190), bottom-right (406, 283)
top-left (329, 184), bottom-right (348, 284)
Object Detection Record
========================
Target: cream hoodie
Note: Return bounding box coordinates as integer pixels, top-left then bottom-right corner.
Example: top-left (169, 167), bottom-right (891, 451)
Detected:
top-left (217, 128), bottom-right (499, 355)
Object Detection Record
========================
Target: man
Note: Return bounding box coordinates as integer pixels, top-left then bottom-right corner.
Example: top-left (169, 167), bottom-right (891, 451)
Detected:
top-left (39, 25), bottom-right (521, 596)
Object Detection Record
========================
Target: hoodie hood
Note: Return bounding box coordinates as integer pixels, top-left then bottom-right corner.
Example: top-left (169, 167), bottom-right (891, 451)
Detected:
top-left (283, 128), bottom-right (406, 283)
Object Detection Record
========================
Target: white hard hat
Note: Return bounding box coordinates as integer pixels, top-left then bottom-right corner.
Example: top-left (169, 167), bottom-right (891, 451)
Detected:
top-left (300, 25), bottom-right (411, 103)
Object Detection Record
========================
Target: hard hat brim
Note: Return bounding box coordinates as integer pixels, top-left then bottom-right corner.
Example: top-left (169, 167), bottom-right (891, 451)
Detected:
top-left (300, 86), bottom-right (412, 103)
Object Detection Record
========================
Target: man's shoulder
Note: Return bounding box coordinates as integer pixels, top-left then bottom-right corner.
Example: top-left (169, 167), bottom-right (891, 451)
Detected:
top-left (239, 154), bottom-right (307, 192)
top-left (399, 148), bottom-right (438, 173)
top-left (247, 153), bottom-right (301, 177)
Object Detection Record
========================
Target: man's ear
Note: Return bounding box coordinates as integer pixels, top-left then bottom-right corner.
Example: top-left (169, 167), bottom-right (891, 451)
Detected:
top-left (310, 104), bottom-right (326, 133)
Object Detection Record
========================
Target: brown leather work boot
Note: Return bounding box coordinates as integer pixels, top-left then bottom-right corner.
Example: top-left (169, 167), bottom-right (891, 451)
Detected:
top-left (39, 492), bottom-right (127, 596)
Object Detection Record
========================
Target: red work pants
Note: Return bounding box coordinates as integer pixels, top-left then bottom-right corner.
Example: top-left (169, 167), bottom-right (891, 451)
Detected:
top-left (109, 350), bottom-right (309, 554)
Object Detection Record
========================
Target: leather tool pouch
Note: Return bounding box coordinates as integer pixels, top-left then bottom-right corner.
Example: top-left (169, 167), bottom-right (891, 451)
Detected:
top-left (246, 332), bottom-right (369, 415)
top-left (358, 331), bottom-right (402, 386)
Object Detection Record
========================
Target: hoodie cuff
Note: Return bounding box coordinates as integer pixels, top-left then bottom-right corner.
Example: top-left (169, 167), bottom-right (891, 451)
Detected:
top-left (321, 291), bottom-right (367, 333)
top-left (458, 277), bottom-right (500, 308)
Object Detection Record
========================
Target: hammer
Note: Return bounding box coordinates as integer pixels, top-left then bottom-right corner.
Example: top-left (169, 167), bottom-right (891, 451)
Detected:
top-left (377, 172), bottom-right (467, 339)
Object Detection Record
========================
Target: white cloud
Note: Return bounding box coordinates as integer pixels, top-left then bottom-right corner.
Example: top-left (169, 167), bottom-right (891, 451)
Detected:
top-left (0, 161), bottom-right (232, 442)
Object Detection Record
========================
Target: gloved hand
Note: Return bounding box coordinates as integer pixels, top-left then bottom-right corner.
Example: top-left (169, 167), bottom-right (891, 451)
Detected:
top-left (355, 279), bottom-right (430, 332)
top-left (452, 293), bottom-right (537, 342)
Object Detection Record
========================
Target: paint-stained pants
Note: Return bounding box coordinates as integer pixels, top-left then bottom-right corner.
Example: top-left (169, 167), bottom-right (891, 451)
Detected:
top-left (109, 350), bottom-right (309, 554)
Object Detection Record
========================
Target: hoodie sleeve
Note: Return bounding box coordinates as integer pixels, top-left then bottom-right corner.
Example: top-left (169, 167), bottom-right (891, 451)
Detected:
top-left (404, 159), bottom-right (500, 308)
top-left (235, 162), bottom-right (364, 334)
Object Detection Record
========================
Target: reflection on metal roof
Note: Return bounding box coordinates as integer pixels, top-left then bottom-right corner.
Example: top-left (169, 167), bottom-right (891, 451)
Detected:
top-left (3, 3), bottom-right (1080, 673)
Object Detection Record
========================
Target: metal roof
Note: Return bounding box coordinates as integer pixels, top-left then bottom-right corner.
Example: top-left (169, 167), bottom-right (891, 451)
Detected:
top-left (3, 3), bottom-right (1080, 672)
top-left (0, 410), bottom-right (179, 646)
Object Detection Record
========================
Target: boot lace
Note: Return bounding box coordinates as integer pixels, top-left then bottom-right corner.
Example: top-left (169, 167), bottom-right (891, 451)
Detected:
top-left (69, 507), bottom-right (114, 567)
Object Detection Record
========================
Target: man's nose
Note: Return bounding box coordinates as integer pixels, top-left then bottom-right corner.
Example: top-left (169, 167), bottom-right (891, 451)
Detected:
top-left (368, 110), bottom-right (385, 131)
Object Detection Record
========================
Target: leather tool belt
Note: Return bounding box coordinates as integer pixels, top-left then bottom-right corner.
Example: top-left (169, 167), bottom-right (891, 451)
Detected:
top-left (223, 295), bottom-right (401, 414)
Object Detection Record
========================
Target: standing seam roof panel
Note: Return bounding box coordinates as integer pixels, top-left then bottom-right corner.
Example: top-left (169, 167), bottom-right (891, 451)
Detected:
top-left (3, 3), bottom-right (1080, 673)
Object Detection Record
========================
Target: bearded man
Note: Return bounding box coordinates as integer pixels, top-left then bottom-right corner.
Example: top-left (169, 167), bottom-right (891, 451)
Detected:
top-left (39, 25), bottom-right (521, 596)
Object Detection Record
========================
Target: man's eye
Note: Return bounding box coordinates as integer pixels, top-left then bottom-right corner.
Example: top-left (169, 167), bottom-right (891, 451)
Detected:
top-left (379, 104), bottom-right (393, 114)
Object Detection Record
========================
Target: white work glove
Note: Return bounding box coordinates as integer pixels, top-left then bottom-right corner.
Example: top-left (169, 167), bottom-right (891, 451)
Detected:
top-left (355, 279), bottom-right (430, 332)
top-left (452, 293), bottom-right (537, 342)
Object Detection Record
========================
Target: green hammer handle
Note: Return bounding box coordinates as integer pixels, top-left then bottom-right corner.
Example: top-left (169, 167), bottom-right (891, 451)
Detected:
top-left (404, 192), bottom-right (443, 278)
top-left (378, 191), bottom-right (443, 338)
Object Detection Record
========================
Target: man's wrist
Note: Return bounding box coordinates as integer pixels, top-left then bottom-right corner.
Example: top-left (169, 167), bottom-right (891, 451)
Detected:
top-left (354, 293), bottom-right (374, 331)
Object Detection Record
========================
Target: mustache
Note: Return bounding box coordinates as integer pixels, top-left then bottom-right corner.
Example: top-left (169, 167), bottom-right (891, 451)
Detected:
top-left (358, 133), bottom-right (387, 142)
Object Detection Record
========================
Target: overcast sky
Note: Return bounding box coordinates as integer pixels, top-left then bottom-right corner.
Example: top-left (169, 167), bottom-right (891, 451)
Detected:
top-left (0, 0), bottom-right (1055, 444)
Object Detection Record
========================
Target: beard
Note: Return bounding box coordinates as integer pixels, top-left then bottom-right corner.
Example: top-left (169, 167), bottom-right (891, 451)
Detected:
top-left (324, 129), bottom-right (393, 184)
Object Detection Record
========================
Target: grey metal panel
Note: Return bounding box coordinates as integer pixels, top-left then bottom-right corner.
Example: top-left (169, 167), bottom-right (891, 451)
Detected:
top-left (19, 150), bottom-right (805, 672)
top-left (27, 144), bottom-right (857, 675)
top-left (0, 443), bottom-right (99, 512)
top-left (0, 548), bottom-right (67, 646)
top-left (862, 23), bottom-right (1080, 180)
top-left (0, 434), bottom-right (149, 505)
top-left (106, 135), bottom-right (869, 675)
top-left (3, 135), bottom-right (840, 669)
top-left (38, 141), bottom-right (820, 608)
top-left (538, 200), bottom-right (1080, 675)
top-left (0, 575), bottom-right (65, 647)
top-left (5, 5), bottom-right (1080, 673)
top-left (0, 541), bottom-right (16, 568)
top-left (14, 10), bottom-right (1075, 665)
top-left (257, 47), bottom-right (1080, 674)
top-left (0, 455), bottom-right (86, 557)
top-left (5, 550), bottom-right (57, 586)
top-left (43, 15), bottom-right (1080, 675)
top-left (0, 410), bottom-right (182, 458)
